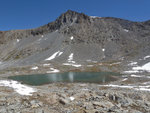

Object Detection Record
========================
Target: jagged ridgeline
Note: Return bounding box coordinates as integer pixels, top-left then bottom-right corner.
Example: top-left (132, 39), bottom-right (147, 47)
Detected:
top-left (0, 10), bottom-right (150, 71)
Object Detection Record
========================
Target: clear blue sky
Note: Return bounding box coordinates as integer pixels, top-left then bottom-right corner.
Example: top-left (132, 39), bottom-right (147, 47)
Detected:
top-left (0, 0), bottom-right (150, 31)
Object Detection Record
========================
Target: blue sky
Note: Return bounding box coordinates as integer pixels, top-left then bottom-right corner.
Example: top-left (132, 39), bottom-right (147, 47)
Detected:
top-left (0, 0), bottom-right (150, 30)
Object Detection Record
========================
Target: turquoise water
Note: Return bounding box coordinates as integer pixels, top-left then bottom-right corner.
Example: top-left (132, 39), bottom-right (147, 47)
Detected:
top-left (8, 72), bottom-right (120, 86)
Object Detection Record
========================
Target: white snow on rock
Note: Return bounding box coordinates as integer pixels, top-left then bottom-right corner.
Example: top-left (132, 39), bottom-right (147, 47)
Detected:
top-left (41, 35), bottom-right (44, 37)
top-left (135, 87), bottom-right (150, 92)
top-left (86, 59), bottom-right (92, 62)
top-left (144, 55), bottom-right (150, 60)
top-left (47, 68), bottom-right (60, 73)
top-left (128, 61), bottom-right (137, 66)
top-left (110, 62), bottom-right (121, 66)
top-left (63, 63), bottom-right (82, 67)
top-left (68, 53), bottom-right (73, 61)
top-left (0, 80), bottom-right (36, 96)
top-left (99, 84), bottom-right (150, 92)
top-left (17, 39), bottom-right (20, 42)
top-left (124, 29), bottom-right (129, 32)
top-left (43, 64), bottom-right (51, 67)
top-left (90, 16), bottom-right (101, 19)
top-left (132, 62), bottom-right (150, 72)
top-left (45, 51), bottom-right (59, 61)
top-left (119, 57), bottom-right (124, 60)
top-left (58, 52), bottom-right (63, 56)
top-left (70, 61), bottom-right (76, 63)
top-left (99, 84), bottom-right (134, 89)
top-left (69, 96), bottom-right (75, 101)
top-left (123, 70), bottom-right (140, 74)
top-left (92, 61), bottom-right (98, 63)
top-left (87, 65), bottom-right (94, 67)
top-left (143, 81), bottom-right (150, 85)
top-left (81, 88), bottom-right (89, 91)
top-left (63, 53), bottom-right (82, 67)
top-left (102, 48), bottom-right (105, 52)
top-left (31, 66), bottom-right (38, 70)
top-left (68, 53), bottom-right (76, 63)
top-left (122, 78), bottom-right (128, 81)
top-left (130, 74), bottom-right (143, 78)
top-left (45, 51), bottom-right (63, 61)
top-left (70, 36), bottom-right (74, 40)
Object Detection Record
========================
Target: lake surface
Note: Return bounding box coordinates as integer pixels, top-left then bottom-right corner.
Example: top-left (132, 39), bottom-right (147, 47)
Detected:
top-left (8, 72), bottom-right (121, 86)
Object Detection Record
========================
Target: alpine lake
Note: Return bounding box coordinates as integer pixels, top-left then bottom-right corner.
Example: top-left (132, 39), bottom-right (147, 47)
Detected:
top-left (8, 72), bottom-right (121, 86)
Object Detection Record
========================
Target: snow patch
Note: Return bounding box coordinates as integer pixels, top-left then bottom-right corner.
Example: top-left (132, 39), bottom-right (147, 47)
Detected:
top-left (119, 57), bottom-right (124, 60)
top-left (69, 96), bottom-right (75, 101)
top-left (41, 35), bottom-right (44, 38)
top-left (110, 62), bottom-right (121, 66)
top-left (63, 63), bottom-right (82, 67)
top-left (68, 53), bottom-right (73, 61)
top-left (130, 74), bottom-right (150, 78)
top-left (122, 78), bottom-right (128, 81)
top-left (31, 66), bottom-right (38, 70)
top-left (134, 87), bottom-right (150, 92)
top-left (99, 84), bottom-right (135, 89)
top-left (70, 36), bottom-right (74, 40)
top-left (86, 59), bottom-right (92, 62)
top-left (123, 70), bottom-right (140, 74)
top-left (90, 16), bottom-right (101, 19)
top-left (17, 39), bottom-right (20, 42)
top-left (43, 64), bottom-right (51, 67)
top-left (99, 84), bottom-right (150, 92)
top-left (87, 65), bottom-right (94, 67)
top-left (128, 61), bottom-right (137, 66)
top-left (45, 52), bottom-right (59, 61)
top-left (0, 80), bottom-right (36, 96)
top-left (143, 82), bottom-right (150, 85)
top-left (86, 60), bottom-right (98, 63)
top-left (81, 88), bottom-right (89, 91)
top-left (130, 74), bottom-right (143, 78)
top-left (132, 62), bottom-right (150, 72)
top-left (144, 55), bottom-right (150, 60)
top-left (58, 52), bottom-right (63, 56)
top-left (55, 30), bottom-right (58, 32)
top-left (45, 51), bottom-right (63, 61)
top-left (102, 48), bottom-right (105, 52)
top-left (92, 61), bottom-right (98, 63)
top-left (68, 53), bottom-right (76, 63)
top-left (47, 68), bottom-right (60, 73)
top-left (63, 53), bottom-right (82, 67)
top-left (124, 29), bottom-right (129, 32)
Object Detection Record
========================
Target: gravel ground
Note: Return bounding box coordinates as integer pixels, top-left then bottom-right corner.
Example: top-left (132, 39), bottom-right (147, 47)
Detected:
top-left (0, 77), bottom-right (150, 113)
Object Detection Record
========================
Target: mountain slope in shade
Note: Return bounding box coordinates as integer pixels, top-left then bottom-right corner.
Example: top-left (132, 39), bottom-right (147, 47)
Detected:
top-left (0, 10), bottom-right (150, 75)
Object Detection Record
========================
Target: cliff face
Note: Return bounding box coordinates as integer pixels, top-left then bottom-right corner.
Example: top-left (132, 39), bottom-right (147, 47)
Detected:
top-left (0, 10), bottom-right (150, 74)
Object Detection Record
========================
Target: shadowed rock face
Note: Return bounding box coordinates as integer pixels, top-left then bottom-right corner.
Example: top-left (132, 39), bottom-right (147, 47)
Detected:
top-left (0, 10), bottom-right (150, 73)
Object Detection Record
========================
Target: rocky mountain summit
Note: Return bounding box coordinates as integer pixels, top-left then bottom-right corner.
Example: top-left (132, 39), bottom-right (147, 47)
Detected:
top-left (0, 10), bottom-right (150, 75)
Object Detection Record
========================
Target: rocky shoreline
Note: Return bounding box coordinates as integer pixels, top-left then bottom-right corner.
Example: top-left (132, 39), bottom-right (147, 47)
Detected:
top-left (0, 80), bottom-right (150, 113)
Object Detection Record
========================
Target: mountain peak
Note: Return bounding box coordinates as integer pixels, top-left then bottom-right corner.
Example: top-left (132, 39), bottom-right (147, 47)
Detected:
top-left (64, 10), bottom-right (78, 15)
top-left (56, 10), bottom-right (89, 25)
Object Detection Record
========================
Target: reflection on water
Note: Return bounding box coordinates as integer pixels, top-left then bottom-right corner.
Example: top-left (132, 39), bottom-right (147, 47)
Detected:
top-left (8, 72), bottom-right (120, 86)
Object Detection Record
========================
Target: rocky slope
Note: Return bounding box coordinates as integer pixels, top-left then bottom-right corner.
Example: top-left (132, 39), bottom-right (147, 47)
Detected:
top-left (0, 10), bottom-right (150, 75)
top-left (1, 82), bottom-right (150, 113)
